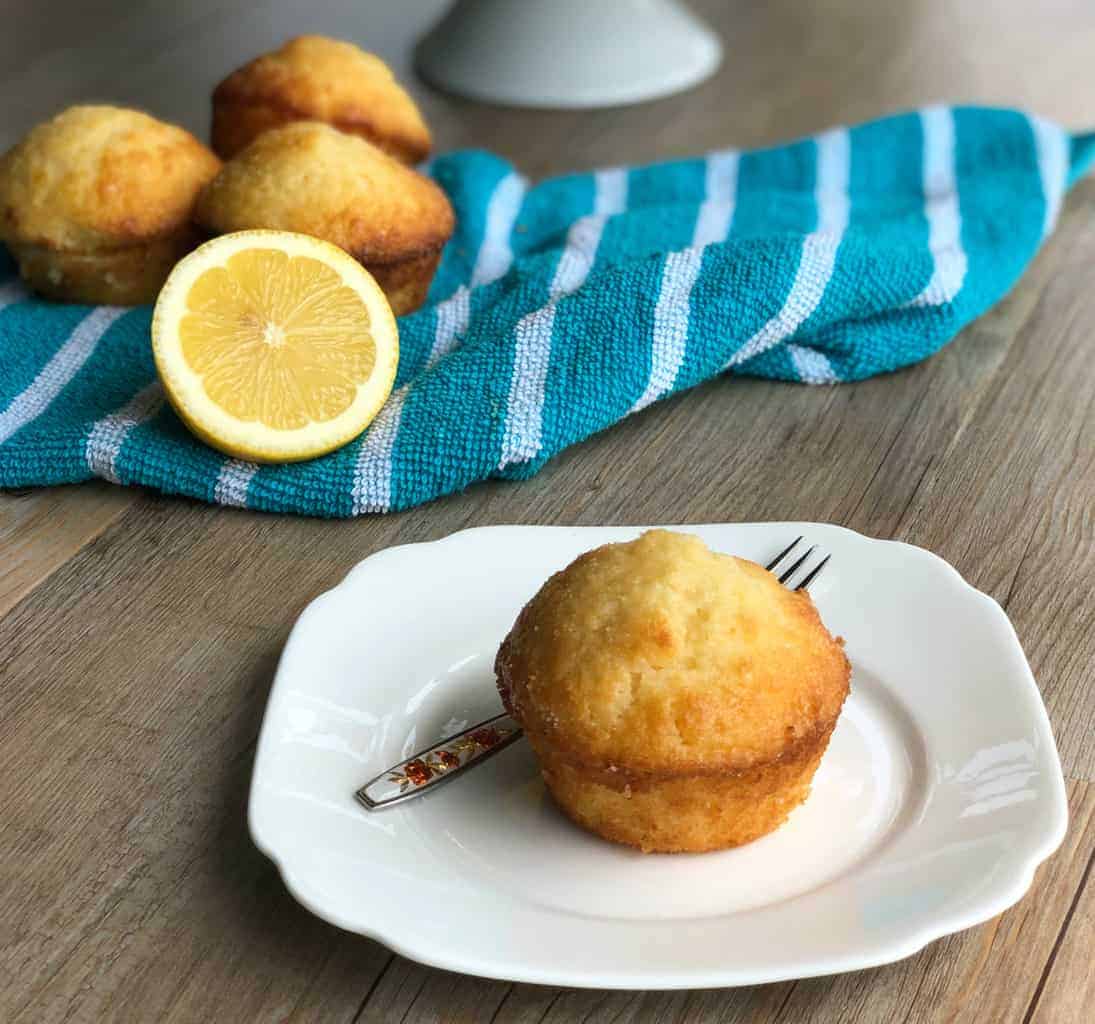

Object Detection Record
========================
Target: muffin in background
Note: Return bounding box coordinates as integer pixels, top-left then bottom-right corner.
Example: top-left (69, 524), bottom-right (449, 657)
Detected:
top-left (196, 122), bottom-right (453, 315)
top-left (495, 530), bottom-right (851, 854)
top-left (212, 35), bottom-right (432, 164)
top-left (0, 105), bottom-right (221, 305)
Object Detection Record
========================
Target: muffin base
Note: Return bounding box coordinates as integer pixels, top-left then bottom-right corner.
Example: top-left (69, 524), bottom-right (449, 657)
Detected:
top-left (361, 249), bottom-right (442, 317)
top-left (9, 229), bottom-right (202, 306)
top-left (533, 727), bottom-right (835, 854)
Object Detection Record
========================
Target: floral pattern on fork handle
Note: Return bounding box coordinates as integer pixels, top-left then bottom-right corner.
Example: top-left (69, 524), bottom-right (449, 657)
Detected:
top-left (355, 712), bottom-right (522, 809)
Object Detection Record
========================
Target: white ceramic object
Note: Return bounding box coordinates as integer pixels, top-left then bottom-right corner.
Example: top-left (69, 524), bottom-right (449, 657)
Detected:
top-left (249, 523), bottom-right (1067, 989)
top-left (415, 0), bottom-right (723, 108)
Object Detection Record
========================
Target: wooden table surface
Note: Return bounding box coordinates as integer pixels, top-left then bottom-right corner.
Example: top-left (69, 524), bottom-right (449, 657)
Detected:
top-left (2, 1), bottom-right (1093, 1021)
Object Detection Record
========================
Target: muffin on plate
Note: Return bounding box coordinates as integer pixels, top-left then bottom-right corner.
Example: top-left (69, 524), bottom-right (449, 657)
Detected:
top-left (211, 35), bottom-right (432, 164)
top-left (0, 105), bottom-right (221, 305)
top-left (195, 122), bottom-right (453, 315)
top-left (495, 530), bottom-right (851, 853)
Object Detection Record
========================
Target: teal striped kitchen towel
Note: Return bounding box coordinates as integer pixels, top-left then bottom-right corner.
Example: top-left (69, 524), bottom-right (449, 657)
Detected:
top-left (2, 106), bottom-right (1093, 515)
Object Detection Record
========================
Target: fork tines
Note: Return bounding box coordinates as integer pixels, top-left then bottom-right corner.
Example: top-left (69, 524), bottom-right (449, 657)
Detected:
top-left (765, 536), bottom-right (830, 591)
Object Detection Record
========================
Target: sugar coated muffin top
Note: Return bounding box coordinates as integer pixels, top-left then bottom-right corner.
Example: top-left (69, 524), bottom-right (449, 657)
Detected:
top-left (212, 35), bottom-right (431, 163)
top-left (496, 530), bottom-right (850, 774)
top-left (196, 122), bottom-right (453, 265)
top-left (0, 105), bottom-right (220, 253)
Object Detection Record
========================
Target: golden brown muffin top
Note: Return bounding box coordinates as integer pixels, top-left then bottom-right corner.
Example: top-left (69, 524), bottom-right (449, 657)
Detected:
top-left (213, 35), bottom-right (431, 163)
top-left (496, 530), bottom-right (850, 775)
top-left (195, 121), bottom-right (454, 264)
top-left (0, 105), bottom-right (221, 253)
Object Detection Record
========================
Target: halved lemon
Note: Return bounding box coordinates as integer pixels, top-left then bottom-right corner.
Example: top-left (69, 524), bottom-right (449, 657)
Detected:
top-left (152, 230), bottom-right (398, 463)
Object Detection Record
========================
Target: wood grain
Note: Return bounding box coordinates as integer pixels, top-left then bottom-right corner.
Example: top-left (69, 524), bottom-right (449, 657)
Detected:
top-left (1030, 787), bottom-right (1095, 1023)
top-left (2, 0), bottom-right (1094, 1022)
top-left (0, 485), bottom-right (135, 618)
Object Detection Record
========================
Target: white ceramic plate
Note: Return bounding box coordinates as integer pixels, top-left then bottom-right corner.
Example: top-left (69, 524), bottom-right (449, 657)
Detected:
top-left (248, 523), bottom-right (1067, 989)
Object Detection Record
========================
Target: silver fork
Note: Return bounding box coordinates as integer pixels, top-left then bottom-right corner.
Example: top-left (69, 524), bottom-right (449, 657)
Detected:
top-left (355, 537), bottom-right (829, 810)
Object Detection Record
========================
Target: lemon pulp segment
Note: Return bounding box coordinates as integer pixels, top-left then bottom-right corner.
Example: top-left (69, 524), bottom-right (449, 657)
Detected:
top-left (181, 248), bottom-right (375, 428)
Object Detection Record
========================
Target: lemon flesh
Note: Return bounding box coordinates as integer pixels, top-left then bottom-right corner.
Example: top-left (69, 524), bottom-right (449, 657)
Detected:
top-left (153, 230), bottom-right (398, 462)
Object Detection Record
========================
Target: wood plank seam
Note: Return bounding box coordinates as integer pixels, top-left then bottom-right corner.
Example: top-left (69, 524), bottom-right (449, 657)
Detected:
top-left (486, 984), bottom-right (515, 1024)
top-left (898, 961), bottom-right (935, 1024)
top-left (847, 384), bottom-right (934, 525)
top-left (1021, 842), bottom-right (1095, 1024)
top-left (1000, 530), bottom-right (1037, 612)
top-left (772, 981), bottom-right (799, 1022)
top-left (581, 992), bottom-right (618, 1023)
top-left (892, 454), bottom-right (935, 531)
top-left (954, 916), bottom-right (1004, 1006)
top-left (351, 953), bottom-right (396, 1023)
top-left (608, 992), bottom-right (642, 1022)
top-left (397, 970), bottom-right (433, 1024)
top-left (535, 989), bottom-right (565, 1023)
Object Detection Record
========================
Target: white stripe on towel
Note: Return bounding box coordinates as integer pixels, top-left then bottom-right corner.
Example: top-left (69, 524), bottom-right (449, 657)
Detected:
top-left (472, 172), bottom-right (528, 288)
top-left (815, 127), bottom-right (851, 235)
top-left (787, 127), bottom-right (851, 382)
top-left (0, 306), bottom-right (126, 445)
top-left (497, 213), bottom-right (608, 469)
top-left (630, 248), bottom-right (706, 413)
top-left (427, 286), bottom-right (471, 368)
top-left (692, 149), bottom-right (739, 248)
top-left (85, 381), bottom-right (163, 482)
top-left (704, 148), bottom-right (740, 203)
top-left (593, 167), bottom-right (629, 216)
top-left (351, 385), bottom-right (408, 514)
top-left (214, 459), bottom-right (259, 507)
top-left (788, 344), bottom-right (838, 384)
top-left (692, 199), bottom-right (735, 250)
top-left (726, 233), bottom-right (843, 368)
top-left (426, 172), bottom-right (529, 368)
top-left (626, 151), bottom-right (745, 416)
top-left (1029, 114), bottom-right (1069, 239)
top-left (909, 106), bottom-right (967, 307)
top-left (727, 129), bottom-right (850, 369)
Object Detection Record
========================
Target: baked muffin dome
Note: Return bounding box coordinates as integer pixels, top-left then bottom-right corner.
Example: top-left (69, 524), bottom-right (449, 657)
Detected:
top-left (495, 530), bottom-right (851, 853)
top-left (0, 105), bottom-right (221, 304)
top-left (211, 35), bottom-right (432, 164)
top-left (195, 122), bottom-right (453, 315)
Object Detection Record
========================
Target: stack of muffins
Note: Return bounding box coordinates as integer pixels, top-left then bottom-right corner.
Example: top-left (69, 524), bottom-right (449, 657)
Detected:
top-left (0, 36), bottom-right (453, 314)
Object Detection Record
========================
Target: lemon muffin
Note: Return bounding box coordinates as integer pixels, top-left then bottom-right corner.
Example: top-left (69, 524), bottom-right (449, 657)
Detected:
top-left (211, 35), bottom-right (432, 164)
top-left (495, 530), bottom-right (851, 853)
top-left (196, 122), bottom-right (453, 315)
top-left (0, 105), bottom-right (221, 305)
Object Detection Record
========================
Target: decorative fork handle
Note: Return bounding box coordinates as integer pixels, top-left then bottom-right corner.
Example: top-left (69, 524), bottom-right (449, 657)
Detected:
top-left (355, 712), bottom-right (523, 810)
